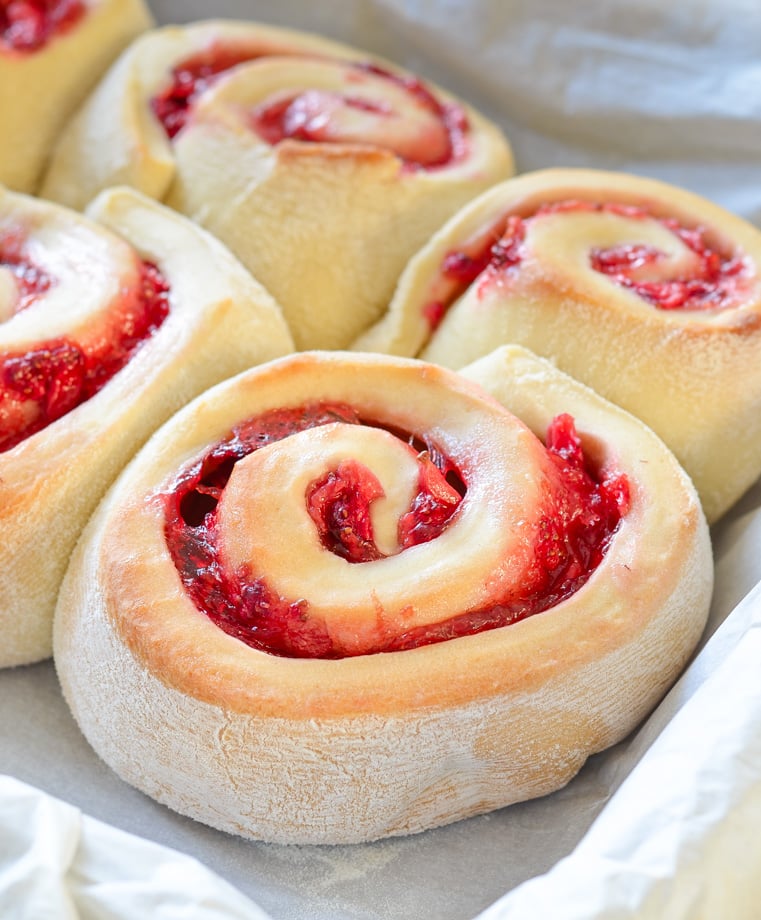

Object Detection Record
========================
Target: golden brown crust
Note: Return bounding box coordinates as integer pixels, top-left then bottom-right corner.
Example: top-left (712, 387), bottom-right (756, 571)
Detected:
top-left (354, 168), bottom-right (761, 522)
top-left (0, 0), bottom-right (152, 193)
top-left (54, 348), bottom-right (711, 843)
top-left (0, 186), bottom-right (293, 667)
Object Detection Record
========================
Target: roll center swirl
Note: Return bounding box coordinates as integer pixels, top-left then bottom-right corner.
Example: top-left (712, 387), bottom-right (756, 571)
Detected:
top-left (164, 397), bottom-right (628, 659)
top-left (0, 203), bottom-right (171, 452)
top-left (422, 199), bottom-right (752, 331)
top-left (219, 423), bottom-right (424, 569)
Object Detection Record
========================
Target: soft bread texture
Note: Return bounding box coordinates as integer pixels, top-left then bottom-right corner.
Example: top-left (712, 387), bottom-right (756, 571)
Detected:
top-left (40, 19), bottom-right (514, 349)
top-left (0, 0), bottom-right (152, 193)
top-left (54, 348), bottom-right (712, 845)
top-left (353, 168), bottom-right (761, 523)
top-left (0, 186), bottom-right (293, 668)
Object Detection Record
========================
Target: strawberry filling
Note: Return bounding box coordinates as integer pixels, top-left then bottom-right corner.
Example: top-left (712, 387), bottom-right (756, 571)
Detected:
top-left (0, 0), bottom-right (84, 53)
top-left (150, 43), bottom-right (272, 139)
top-left (163, 405), bottom-right (627, 659)
top-left (250, 63), bottom-right (467, 168)
top-left (151, 45), bottom-right (468, 168)
top-left (307, 458), bottom-right (388, 564)
top-left (422, 200), bottom-right (751, 330)
top-left (0, 260), bottom-right (170, 451)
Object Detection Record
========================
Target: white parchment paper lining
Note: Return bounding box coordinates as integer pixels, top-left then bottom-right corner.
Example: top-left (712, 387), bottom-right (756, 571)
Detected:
top-left (2, 1), bottom-right (761, 917)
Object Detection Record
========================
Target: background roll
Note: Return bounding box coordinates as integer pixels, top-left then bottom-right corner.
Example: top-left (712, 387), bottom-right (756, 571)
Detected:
top-left (40, 19), bottom-right (514, 349)
top-left (354, 168), bottom-right (761, 523)
top-left (0, 0), bottom-right (153, 193)
top-left (0, 185), bottom-right (293, 667)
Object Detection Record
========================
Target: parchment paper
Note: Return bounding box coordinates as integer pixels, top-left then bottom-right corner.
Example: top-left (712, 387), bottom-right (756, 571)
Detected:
top-left (2, 2), bottom-right (761, 918)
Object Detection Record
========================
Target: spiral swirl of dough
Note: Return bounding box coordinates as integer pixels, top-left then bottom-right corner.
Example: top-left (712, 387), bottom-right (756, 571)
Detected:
top-left (0, 185), bottom-right (292, 667)
top-left (355, 168), bottom-right (761, 521)
top-left (53, 348), bottom-right (711, 843)
top-left (40, 19), bottom-right (513, 349)
top-left (206, 363), bottom-right (564, 657)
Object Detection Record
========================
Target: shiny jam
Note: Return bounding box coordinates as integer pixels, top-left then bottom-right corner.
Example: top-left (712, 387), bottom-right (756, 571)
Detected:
top-left (0, 260), bottom-right (170, 451)
top-left (150, 44), bottom-right (271, 139)
top-left (0, 0), bottom-right (85, 52)
top-left (422, 200), bottom-right (750, 329)
top-left (163, 405), bottom-right (628, 659)
top-left (251, 62), bottom-right (468, 169)
top-left (151, 46), bottom-right (468, 168)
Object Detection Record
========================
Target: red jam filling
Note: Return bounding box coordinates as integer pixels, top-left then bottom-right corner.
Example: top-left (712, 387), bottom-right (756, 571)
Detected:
top-left (251, 62), bottom-right (467, 169)
top-left (422, 200), bottom-right (751, 330)
top-left (150, 44), bottom-right (272, 139)
top-left (307, 458), bottom-right (387, 564)
top-left (163, 405), bottom-right (627, 659)
top-left (358, 62), bottom-right (470, 169)
top-left (306, 447), bottom-right (463, 565)
top-left (0, 261), bottom-right (170, 451)
top-left (151, 45), bottom-right (467, 169)
top-left (0, 0), bottom-right (84, 53)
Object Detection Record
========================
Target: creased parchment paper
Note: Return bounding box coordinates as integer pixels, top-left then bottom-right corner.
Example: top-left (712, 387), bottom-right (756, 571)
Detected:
top-left (2, 1), bottom-right (761, 918)
top-left (0, 775), bottom-right (269, 920)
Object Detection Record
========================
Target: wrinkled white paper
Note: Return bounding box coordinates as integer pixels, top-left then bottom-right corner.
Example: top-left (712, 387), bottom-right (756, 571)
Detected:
top-left (0, 776), bottom-right (270, 920)
top-left (2, 1), bottom-right (761, 918)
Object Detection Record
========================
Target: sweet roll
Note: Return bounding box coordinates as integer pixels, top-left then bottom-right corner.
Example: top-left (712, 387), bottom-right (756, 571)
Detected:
top-left (0, 185), bottom-right (293, 667)
top-left (40, 19), bottom-right (514, 349)
top-left (54, 347), bottom-right (712, 844)
top-left (354, 168), bottom-right (761, 521)
top-left (0, 0), bottom-right (152, 193)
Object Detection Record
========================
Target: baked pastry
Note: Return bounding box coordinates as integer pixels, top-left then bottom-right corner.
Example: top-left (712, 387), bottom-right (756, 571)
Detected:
top-left (0, 0), bottom-right (152, 193)
top-left (54, 347), bottom-right (712, 845)
top-left (355, 168), bottom-right (761, 523)
top-left (40, 19), bottom-right (514, 349)
top-left (0, 184), bottom-right (293, 668)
